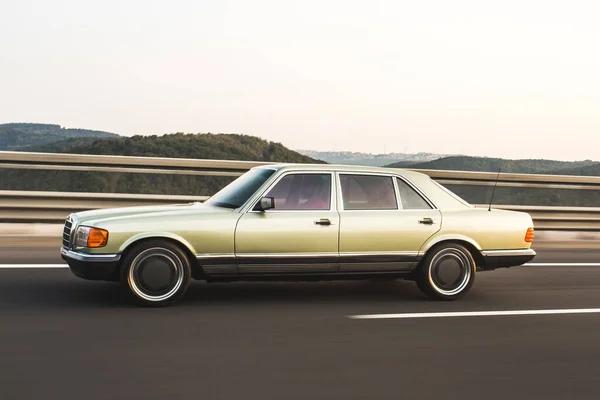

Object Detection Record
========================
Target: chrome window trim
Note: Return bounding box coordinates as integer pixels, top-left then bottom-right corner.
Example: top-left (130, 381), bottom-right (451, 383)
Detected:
top-left (393, 175), bottom-right (438, 210)
top-left (336, 172), bottom-right (400, 212)
top-left (61, 247), bottom-right (121, 263)
top-left (392, 176), bottom-right (403, 210)
top-left (243, 170), bottom-right (337, 214)
top-left (336, 171), bottom-right (438, 212)
top-left (480, 249), bottom-right (537, 257)
top-left (237, 167), bottom-right (439, 213)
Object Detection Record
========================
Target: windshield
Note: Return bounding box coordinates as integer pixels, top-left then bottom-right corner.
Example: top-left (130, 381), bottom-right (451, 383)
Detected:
top-left (204, 168), bottom-right (276, 209)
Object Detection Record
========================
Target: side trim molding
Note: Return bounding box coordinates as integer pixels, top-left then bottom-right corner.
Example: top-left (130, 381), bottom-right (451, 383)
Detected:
top-left (196, 254), bottom-right (237, 265)
top-left (236, 252), bottom-right (338, 258)
top-left (197, 251), bottom-right (427, 275)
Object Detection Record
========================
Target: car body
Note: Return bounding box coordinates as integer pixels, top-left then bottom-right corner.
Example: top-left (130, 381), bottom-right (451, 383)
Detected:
top-left (61, 164), bottom-right (536, 306)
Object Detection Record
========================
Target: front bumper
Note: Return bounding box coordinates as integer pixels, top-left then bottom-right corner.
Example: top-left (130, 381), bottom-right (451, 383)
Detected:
top-left (61, 247), bottom-right (121, 281)
top-left (480, 249), bottom-right (536, 270)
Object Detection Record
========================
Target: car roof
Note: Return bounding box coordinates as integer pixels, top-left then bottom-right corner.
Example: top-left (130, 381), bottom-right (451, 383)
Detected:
top-left (254, 163), bottom-right (472, 210)
top-left (256, 163), bottom-right (426, 179)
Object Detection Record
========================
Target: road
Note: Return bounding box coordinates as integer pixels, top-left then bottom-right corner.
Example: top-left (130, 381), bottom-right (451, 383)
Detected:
top-left (1, 247), bottom-right (600, 399)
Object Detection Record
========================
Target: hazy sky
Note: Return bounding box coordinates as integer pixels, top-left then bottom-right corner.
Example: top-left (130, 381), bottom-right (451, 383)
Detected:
top-left (1, 0), bottom-right (599, 160)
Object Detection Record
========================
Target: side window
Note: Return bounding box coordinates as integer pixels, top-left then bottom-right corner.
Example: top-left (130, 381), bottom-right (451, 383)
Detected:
top-left (396, 178), bottom-right (432, 210)
top-left (263, 173), bottom-right (332, 210)
top-left (340, 174), bottom-right (397, 210)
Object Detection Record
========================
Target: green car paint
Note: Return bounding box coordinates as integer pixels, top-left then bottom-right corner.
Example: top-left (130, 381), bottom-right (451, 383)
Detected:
top-left (61, 164), bottom-right (536, 305)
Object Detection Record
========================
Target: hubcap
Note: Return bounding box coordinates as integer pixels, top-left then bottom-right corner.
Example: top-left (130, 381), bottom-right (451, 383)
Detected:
top-left (428, 248), bottom-right (473, 296)
top-left (128, 248), bottom-right (185, 302)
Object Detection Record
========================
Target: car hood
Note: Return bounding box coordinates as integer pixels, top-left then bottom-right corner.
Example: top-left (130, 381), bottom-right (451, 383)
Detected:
top-left (71, 202), bottom-right (231, 226)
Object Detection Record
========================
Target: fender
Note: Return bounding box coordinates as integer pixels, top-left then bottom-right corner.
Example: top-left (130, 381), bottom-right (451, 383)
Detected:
top-left (420, 233), bottom-right (482, 254)
top-left (119, 231), bottom-right (198, 256)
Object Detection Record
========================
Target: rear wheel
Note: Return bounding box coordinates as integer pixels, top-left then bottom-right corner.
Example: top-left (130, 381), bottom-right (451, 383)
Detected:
top-left (120, 240), bottom-right (191, 307)
top-left (415, 243), bottom-right (475, 300)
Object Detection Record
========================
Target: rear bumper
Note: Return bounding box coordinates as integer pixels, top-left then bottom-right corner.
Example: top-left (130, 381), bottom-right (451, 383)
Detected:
top-left (479, 249), bottom-right (536, 270)
top-left (61, 247), bottom-right (121, 281)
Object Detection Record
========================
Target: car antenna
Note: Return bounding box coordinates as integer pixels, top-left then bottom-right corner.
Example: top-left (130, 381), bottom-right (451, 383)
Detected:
top-left (488, 167), bottom-right (501, 211)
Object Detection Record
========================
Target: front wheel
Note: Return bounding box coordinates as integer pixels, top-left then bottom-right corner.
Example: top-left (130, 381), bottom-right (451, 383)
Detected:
top-left (415, 243), bottom-right (476, 301)
top-left (120, 240), bottom-right (192, 307)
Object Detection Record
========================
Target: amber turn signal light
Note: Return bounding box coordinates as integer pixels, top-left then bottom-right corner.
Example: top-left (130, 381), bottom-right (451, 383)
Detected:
top-left (87, 228), bottom-right (109, 248)
top-left (524, 227), bottom-right (534, 243)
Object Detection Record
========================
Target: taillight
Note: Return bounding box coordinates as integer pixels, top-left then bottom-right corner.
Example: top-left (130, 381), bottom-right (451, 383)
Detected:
top-left (525, 227), bottom-right (534, 243)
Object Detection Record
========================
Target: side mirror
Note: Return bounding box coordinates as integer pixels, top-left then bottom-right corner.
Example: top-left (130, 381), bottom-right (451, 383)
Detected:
top-left (255, 197), bottom-right (275, 211)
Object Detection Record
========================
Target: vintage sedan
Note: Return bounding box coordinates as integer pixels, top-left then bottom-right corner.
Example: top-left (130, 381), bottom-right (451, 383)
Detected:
top-left (61, 164), bottom-right (536, 306)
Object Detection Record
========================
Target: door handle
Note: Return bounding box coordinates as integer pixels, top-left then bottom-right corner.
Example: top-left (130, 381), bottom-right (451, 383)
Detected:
top-left (315, 218), bottom-right (333, 226)
top-left (418, 217), bottom-right (435, 225)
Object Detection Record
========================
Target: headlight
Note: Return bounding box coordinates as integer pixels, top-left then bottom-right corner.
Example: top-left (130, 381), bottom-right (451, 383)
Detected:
top-left (75, 226), bottom-right (109, 248)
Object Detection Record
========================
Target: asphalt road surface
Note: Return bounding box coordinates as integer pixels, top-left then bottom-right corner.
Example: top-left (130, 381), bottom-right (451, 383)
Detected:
top-left (1, 248), bottom-right (600, 399)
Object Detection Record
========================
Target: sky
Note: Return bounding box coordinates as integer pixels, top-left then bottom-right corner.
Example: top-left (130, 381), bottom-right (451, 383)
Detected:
top-left (1, 0), bottom-right (599, 161)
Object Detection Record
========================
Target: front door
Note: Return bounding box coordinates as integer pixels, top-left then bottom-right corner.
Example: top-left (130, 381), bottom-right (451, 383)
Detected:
top-left (337, 173), bottom-right (442, 272)
top-left (235, 172), bottom-right (339, 274)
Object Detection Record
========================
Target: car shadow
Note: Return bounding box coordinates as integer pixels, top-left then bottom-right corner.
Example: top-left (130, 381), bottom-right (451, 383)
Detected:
top-left (0, 274), bottom-right (429, 309)
top-left (182, 279), bottom-right (427, 306)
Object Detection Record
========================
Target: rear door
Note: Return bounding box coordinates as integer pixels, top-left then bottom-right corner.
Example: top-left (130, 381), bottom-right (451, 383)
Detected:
top-left (337, 173), bottom-right (441, 272)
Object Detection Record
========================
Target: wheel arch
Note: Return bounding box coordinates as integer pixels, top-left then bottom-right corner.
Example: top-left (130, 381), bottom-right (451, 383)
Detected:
top-left (119, 232), bottom-right (197, 255)
top-left (117, 233), bottom-right (204, 280)
top-left (419, 235), bottom-right (485, 270)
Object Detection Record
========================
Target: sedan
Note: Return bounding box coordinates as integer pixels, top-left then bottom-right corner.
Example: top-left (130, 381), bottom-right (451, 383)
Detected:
top-left (61, 164), bottom-right (536, 306)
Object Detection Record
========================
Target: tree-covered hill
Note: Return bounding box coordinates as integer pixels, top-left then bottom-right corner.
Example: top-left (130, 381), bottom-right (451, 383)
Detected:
top-left (386, 156), bottom-right (600, 207)
top-left (0, 123), bottom-right (118, 150)
top-left (23, 132), bottom-right (324, 163)
top-left (3, 122), bottom-right (599, 206)
top-left (550, 163), bottom-right (600, 177)
top-left (387, 156), bottom-right (598, 174)
top-left (1, 132), bottom-right (325, 196)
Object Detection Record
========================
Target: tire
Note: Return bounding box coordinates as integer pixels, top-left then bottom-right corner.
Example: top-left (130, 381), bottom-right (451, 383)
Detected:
top-left (415, 243), bottom-right (476, 301)
top-left (120, 239), bottom-right (192, 307)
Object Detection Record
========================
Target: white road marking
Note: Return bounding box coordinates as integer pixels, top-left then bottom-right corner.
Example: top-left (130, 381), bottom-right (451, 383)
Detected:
top-left (0, 264), bottom-right (68, 269)
top-left (349, 308), bottom-right (600, 320)
top-left (524, 263), bottom-right (600, 267)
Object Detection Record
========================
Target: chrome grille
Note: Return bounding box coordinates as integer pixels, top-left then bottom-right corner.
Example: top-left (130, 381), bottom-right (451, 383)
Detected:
top-left (62, 218), bottom-right (73, 248)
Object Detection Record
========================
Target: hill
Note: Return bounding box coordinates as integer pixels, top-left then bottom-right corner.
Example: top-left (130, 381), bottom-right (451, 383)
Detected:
top-left (550, 163), bottom-right (600, 177)
top-left (0, 123), bottom-right (118, 150)
top-left (298, 150), bottom-right (450, 167)
top-left (25, 133), bottom-right (324, 162)
top-left (2, 133), bottom-right (325, 196)
top-left (386, 156), bottom-right (600, 207)
top-left (3, 123), bottom-right (599, 206)
top-left (387, 156), bottom-right (598, 174)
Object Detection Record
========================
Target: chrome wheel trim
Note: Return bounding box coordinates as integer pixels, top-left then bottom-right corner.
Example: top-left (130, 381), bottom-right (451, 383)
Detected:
top-left (127, 247), bottom-right (185, 302)
top-left (427, 248), bottom-right (473, 296)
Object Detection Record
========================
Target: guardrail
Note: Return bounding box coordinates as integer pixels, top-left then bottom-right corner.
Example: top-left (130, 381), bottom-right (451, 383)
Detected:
top-left (0, 190), bottom-right (209, 223)
top-left (1, 150), bottom-right (599, 230)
